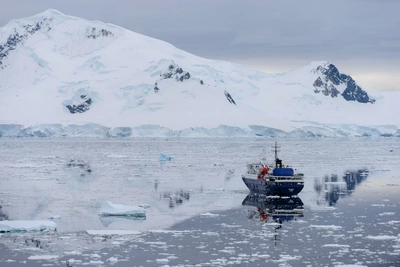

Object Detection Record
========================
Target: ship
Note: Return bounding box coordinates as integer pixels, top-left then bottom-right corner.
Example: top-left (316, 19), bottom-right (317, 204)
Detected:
top-left (242, 142), bottom-right (304, 196)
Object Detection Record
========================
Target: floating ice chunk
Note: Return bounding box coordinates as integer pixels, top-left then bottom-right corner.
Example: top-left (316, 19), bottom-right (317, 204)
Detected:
top-left (310, 225), bottom-right (342, 230)
top-left (149, 230), bottom-right (192, 234)
top-left (107, 257), bottom-right (118, 263)
top-left (220, 223), bottom-right (241, 228)
top-left (379, 212), bottom-right (395, 216)
top-left (0, 220), bottom-right (57, 233)
top-left (156, 258), bottom-right (169, 263)
top-left (63, 251), bottom-right (82, 256)
top-left (90, 260), bottom-right (104, 264)
top-left (273, 254), bottom-right (302, 262)
top-left (334, 265), bottom-right (367, 267)
top-left (322, 244), bottom-right (350, 248)
top-left (366, 235), bottom-right (398, 240)
top-left (66, 259), bottom-right (82, 265)
top-left (200, 212), bottom-right (219, 217)
top-left (28, 255), bottom-right (58, 260)
top-left (98, 201), bottom-right (146, 218)
top-left (220, 248), bottom-right (235, 255)
top-left (86, 230), bottom-right (141, 235)
top-left (159, 152), bottom-right (173, 162)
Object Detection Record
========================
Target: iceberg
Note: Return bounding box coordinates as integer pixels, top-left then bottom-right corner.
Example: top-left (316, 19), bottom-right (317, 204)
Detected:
top-left (159, 152), bottom-right (173, 162)
top-left (98, 201), bottom-right (146, 218)
top-left (0, 220), bottom-right (57, 233)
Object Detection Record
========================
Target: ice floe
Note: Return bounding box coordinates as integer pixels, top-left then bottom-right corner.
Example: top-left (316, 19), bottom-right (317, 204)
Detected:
top-left (98, 201), bottom-right (146, 217)
top-left (379, 212), bottom-right (395, 216)
top-left (322, 244), bottom-right (350, 248)
top-left (365, 235), bottom-right (398, 240)
top-left (310, 225), bottom-right (342, 230)
top-left (200, 212), bottom-right (220, 217)
top-left (86, 230), bottom-right (141, 235)
top-left (107, 257), bottom-right (118, 263)
top-left (28, 255), bottom-right (58, 260)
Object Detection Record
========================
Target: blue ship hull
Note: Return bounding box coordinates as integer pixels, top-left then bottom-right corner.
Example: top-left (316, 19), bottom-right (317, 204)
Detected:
top-left (242, 177), bottom-right (304, 196)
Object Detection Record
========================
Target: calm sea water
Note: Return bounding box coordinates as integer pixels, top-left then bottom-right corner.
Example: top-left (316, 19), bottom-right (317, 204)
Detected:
top-left (0, 137), bottom-right (399, 266)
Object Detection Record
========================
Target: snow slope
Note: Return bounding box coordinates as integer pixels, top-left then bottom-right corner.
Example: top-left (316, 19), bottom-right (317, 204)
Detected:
top-left (0, 9), bottom-right (399, 137)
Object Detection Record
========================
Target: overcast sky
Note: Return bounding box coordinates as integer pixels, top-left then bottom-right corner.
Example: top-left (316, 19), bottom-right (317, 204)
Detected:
top-left (1, 0), bottom-right (399, 91)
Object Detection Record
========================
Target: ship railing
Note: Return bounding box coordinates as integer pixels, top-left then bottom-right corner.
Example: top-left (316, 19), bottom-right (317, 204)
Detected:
top-left (272, 176), bottom-right (304, 180)
top-left (272, 211), bottom-right (304, 215)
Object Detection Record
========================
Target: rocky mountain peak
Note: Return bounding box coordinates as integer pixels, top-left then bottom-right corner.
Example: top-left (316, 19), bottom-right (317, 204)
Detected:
top-left (312, 63), bottom-right (375, 104)
top-left (0, 9), bottom-right (116, 69)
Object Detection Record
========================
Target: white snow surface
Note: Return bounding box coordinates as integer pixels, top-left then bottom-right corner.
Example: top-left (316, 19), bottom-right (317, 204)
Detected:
top-left (0, 9), bottom-right (399, 137)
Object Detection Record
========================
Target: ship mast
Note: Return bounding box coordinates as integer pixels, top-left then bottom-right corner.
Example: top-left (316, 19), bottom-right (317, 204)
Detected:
top-left (273, 141), bottom-right (281, 161)
top-left (273, 141), bottom-right (282, 168)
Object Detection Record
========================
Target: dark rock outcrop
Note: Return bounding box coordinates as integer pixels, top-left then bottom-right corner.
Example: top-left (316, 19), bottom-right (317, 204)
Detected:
top-left (0, 18), bottom-right (113, 68)
top-left (0, 19), bottom-right (52, 67)
top-left (224, 90), bottom-right (236, 105)
top-left (342, 78), bottom-right (372, 103)
top-left (66, 95), bottom-right (92, 114)
top-left (86, 27), bottom-right (114, 39)
top-left (154, 61), bottom-right (202, 92)
top-left (313, 63), bottom-right (375, 103)
top-left (162, 62), bottom-right (191, 82)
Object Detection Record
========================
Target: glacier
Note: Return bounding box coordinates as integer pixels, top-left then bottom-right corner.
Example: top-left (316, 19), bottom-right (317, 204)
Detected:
top-left (0, 220), bottom-right (57, 233)
top-left (0, 122), bottom-right (398, 138)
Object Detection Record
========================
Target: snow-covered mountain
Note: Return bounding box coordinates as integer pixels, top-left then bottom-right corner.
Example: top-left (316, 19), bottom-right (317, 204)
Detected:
top-left (0, 9), bottom-right (399, 137)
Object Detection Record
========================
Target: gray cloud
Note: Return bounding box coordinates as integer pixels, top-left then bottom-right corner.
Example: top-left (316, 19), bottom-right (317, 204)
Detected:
top-left (1, 0), bottom-right (399, 91)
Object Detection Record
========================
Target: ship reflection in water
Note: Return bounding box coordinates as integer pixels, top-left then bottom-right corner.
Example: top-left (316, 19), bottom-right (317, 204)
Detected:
top-left (242, 194), bottom-right (304, 228)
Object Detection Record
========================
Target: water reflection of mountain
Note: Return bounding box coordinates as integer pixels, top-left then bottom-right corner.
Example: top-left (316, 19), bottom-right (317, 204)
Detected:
top-left (161, 190), bottom-right (190, 209)
top-left (314, 169), bottom-right (369, 206)
top-left (0, 204), bottom-right (9, 221)
top-left (242, 194), bottom-right (304, 225)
